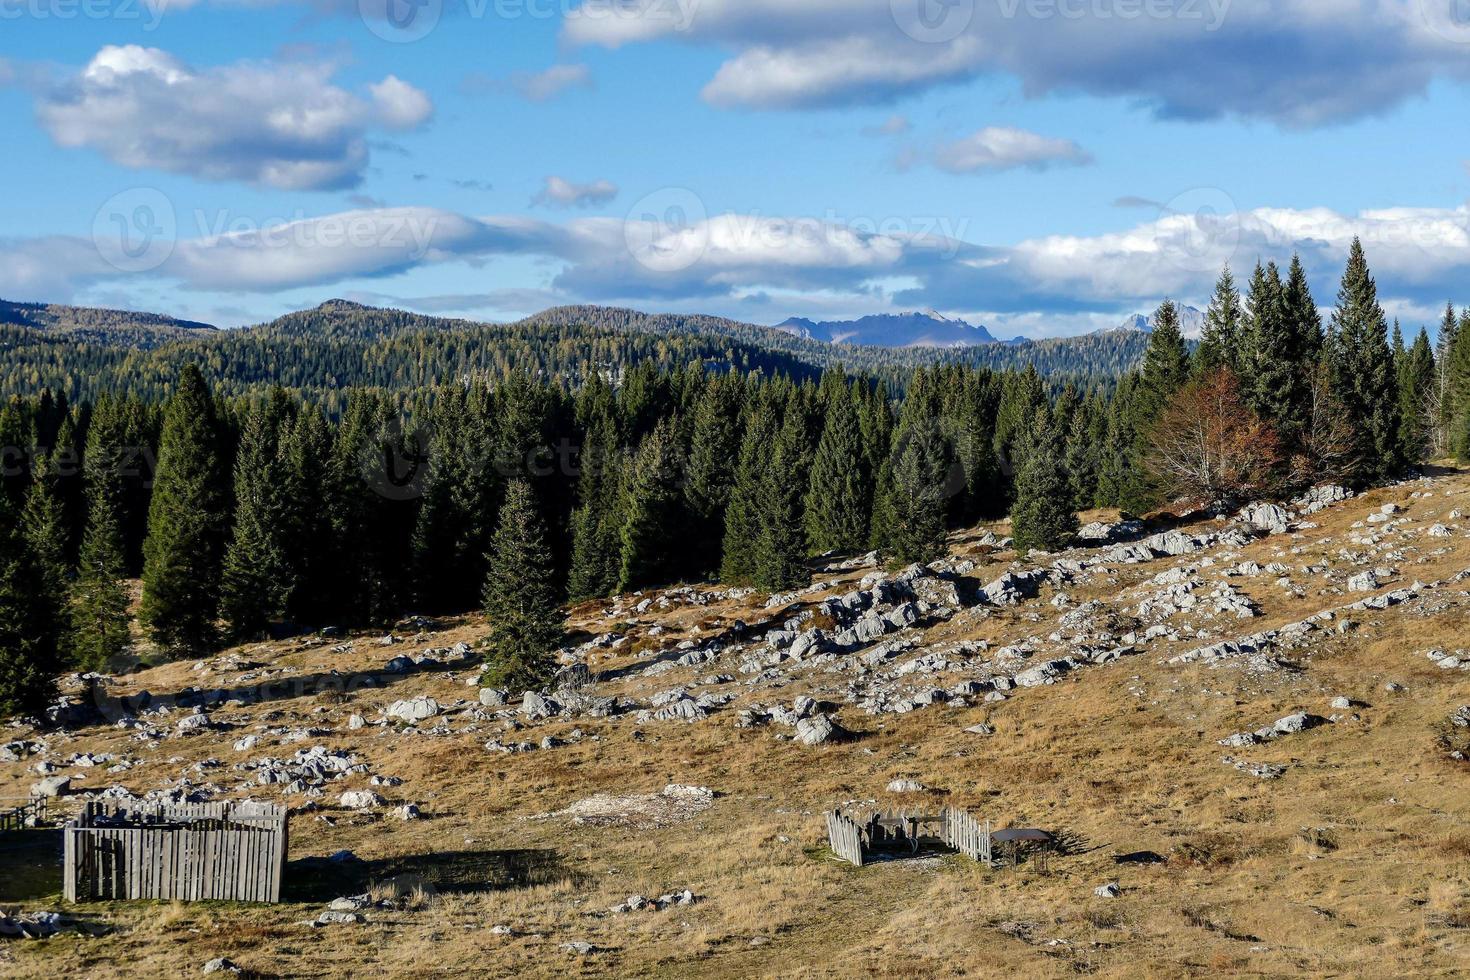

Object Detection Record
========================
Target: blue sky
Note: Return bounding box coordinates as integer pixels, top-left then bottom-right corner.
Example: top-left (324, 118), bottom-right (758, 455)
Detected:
top-left (2, 0), bottom-right (1470, 336)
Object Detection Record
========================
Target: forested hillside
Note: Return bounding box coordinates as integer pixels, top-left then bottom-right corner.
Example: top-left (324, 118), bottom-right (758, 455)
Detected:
top-left (0, 300), bottom-right (1152, 408)
top-left (3, 241), bottom-right (1470, 718)
top-left (0, 299), bottom-right (215, 349)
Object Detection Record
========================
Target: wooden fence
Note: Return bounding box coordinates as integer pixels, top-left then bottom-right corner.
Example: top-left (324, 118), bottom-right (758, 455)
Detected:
top-left (825, 806), bottom-right (991, 867)
top-left (825, 810), bottom-right (866, 866)
top-left (0, 798), bottom-right (47, 832)
top-left (64, 801), bottom-right (288, 903)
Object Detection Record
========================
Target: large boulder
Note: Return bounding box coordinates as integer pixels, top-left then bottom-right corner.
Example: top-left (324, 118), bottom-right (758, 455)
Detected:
top-left (30, 775), bottom-right (70, 798)
top-left (794, 713), bottom-right (850, 746)
top-left (386, 696), bottom-right (440, 724)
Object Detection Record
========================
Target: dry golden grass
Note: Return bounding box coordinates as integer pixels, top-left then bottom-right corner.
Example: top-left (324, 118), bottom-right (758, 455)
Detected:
top-left (4, 470), bottom-right (1470, 977)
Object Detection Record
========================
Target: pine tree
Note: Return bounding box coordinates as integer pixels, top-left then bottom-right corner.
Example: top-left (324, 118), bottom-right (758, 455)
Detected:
top-left (480, 478), bottom-right (562, 693)
top-left (1010, 412), bottom-right (1079, 555)
top-left (1433, 302), bottom-right (1460, 457)
top-left (1328, 239), bottom-right (1404, 485)
top-left (617, 419), bottom-right (685, 592)
top-left (0, 494), bottom-right (61, 718)
top-left (1196, 264), bottom-right (1243, 376)
top-left (721, 395), bottom-right (780, 584)
top-left (883, 420), bottom-right (950, 566)
top-left (753, 411), bottom-right (810, 590)
top-left (1398, 327), bottom-right (1435, 465)
top-left (21, 455), bottom-right (70, 604)
top-left (282, 405), bottom-right (335, 623)
top-left (1450, 308), bottom-right (1470, 461)
top-left (411, 386), bottom-right (495, 612)
top-left (682, 373), bottom-right (744, 574)
top-left (1282, 253), bottom-right (1323, 369)
top-left (140, 365), bottom-right (228, 653)
top-left (567, 400), bottom-right (623, 600)
top-left (1064, 393), bottom-right (1105, 511)
top-left (804, 380), bottom-right (870, 554)
top-left (220, 389), bottom-right (296, 640)
top-left (70, 486), bottom-right (132, 672)
top-left (1126, 300), bottom-right (1192, 510)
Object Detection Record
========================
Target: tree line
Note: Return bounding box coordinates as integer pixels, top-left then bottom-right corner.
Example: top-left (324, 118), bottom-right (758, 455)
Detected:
top-left (3, 239), bottom-right (1470, 715)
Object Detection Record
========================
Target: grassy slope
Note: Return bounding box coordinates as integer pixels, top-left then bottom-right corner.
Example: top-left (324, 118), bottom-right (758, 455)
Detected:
top-left (4, 473), bottom-right (1470, 978)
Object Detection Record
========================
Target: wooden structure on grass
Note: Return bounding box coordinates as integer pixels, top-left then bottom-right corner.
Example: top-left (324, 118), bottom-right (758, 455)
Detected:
top-left (825, 807), bottom-right (992, 867)
top-left (0, 798), bottom-right (47, 832)
top-left (64, 801), bottom-right (288, 903)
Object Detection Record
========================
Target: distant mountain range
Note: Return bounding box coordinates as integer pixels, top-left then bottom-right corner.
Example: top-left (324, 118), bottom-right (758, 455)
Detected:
top-left (775, 306), bottom-right (1205, 348)
top-left (774, 310), bottom-right (1016, 348)
top-left (1116, 305), bottom-right (1206, 339)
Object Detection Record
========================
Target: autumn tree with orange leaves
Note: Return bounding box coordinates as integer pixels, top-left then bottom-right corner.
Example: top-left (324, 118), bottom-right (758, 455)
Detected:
top-left (1146, 368), bottom-right (1283, 508)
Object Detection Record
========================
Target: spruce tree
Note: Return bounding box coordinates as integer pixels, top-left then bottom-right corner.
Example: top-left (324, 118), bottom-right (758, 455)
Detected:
top-left (753, 411), bottom-right (810, 591)
top-left (721, 395), bottom-right (779, 584)
top-left (281, 405), bottom-right (335, 623)
top-left (1328, 238), bottom-right (1404, 485)
top-left (70, 487), bottom-right (132, 672)
top-left (480, 478), bottom-right (562, 693)
top-left (682, 373), bottom-right (744, 574)
top-left (617, 419), bottom-right (684, 592)
top-left (1242, 261), bottom-right (1308, 444)
top-left (220, 389), bottom-right (296, 640)
top-left (1282, 253), bottom-right (1323, 369)
top-left (804, 380), bottom-right (870, 554)
top-left (1126, 300), bottom-right (1191, 510)
top-left (140, 365), bottom-right (228, 653)
top-left (0, 494), bottom-right (61, 718)
top-left (883, 420), bottom-right (950, 566)
top-left (1010, 412), bottom-right (1079, 555)
top-left (1398, 327), bottom-right (1435, 465)
top-left (567, 404), bottom-right (623, 600)
top-left (1196, 264), bottom-right (1243, 376)
top-left (1449, 308), bottom-right (1470, 461)
top-left (1434, 302), bottom-right (1460, 457)
top-left (21, 455), bottom-right (70, 604)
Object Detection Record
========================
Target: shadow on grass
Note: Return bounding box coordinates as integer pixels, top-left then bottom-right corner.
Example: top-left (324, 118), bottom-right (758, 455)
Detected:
top-left (0, 829), bottom-right (63, 901)
top-left (283, 847), bottom-right (580, 903)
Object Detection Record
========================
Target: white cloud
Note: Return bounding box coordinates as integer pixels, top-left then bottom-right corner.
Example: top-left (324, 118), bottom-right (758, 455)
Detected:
top-left (563, 0), bottom-right (1470, 127)
top-left (532, 176), bottom-right (620, 209)
top-left (512, 63), bottom-right (594, 102)
top-left (10, 200), bottom-right (1470, 337)
top-left (932, 127), bottom-right (1092, 174)
top-left (27, 46), bottom-right (433, 191)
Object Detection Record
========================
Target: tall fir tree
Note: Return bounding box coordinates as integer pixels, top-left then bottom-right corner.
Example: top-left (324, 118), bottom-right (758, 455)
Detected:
top-left (480, 478), bottom-right (562, 693)
top-left (1281, 253), bottom-right (1323, 369)
top-left (721, 394), bottom-right (780, 584)
top-left (1242, 261), bottom-right (1308, 443)
top-left (1127, 300), bottom-right (1192, 510)
top-left (220, 389), bottom-right (296, 640)
top-left (882, 419), bottom-right (950, 566)
top-left (567, 393), bottom-right (624, 600)
top-left (69, 486), bottom-right (132, 672)
top-left (752, 410), bottom-right (810, 590)
top-left (1398, 327), bottom-right (1435, 465)
top-left (617, 418), bottom-right (685, 592)
top-left (1010, 411), bottom-right (1079, 554)
top-left (1433, 302), bottom-right (1460, 457)
top-left (1328, 238), bottom-right (1404, 484)
top-left (804, 380), bottom-right (870, 554)
top-left (139, 365), bottom-right (228, 653)
top-left (0, 493), bottom-right (62, 718)
top-left (682, 372), bottom-right (744, 574)
top-left (1196, 264), bottom-right (1243, 376)
top-left (21, 454), bottom-right (70, 605)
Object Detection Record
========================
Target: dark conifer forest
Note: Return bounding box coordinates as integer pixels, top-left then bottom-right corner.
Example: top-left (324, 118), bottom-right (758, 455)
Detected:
top-left (3, 240), bottom-right (1470, 710)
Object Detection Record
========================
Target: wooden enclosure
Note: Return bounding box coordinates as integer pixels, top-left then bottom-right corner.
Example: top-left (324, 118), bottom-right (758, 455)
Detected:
top-left (64, 801), bottom-right (288, 903)
top-left (0, 798), bottom-right (47, 832)
top-left (824, 807), bottom-right (992, 867)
